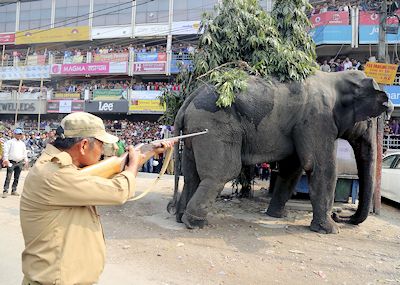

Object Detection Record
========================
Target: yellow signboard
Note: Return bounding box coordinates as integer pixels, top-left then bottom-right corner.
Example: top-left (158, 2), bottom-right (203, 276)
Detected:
top-left (129, 100), bottom-right (165, 112)
top-left (16, 26), bottom-right (90, 45)
top-left (364, 62), bottom-right (398, 85)
top-left (54, 93), bottom-right (81, 99)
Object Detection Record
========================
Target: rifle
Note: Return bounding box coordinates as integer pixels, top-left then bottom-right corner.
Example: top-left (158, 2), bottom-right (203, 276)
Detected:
top-left (80, 129), bottom-right (208, 178)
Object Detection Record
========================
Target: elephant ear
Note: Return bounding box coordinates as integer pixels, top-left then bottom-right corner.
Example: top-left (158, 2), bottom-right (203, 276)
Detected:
top-left (353, 77), bottom-right (388, 122)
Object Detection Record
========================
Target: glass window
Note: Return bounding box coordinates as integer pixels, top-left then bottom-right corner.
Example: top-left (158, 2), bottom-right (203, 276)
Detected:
top-left (173, 0), bottom-right (218, 22)
top-left (0, 2), bottom-right (16, 33)
top-left (383, 155), bottom-right (398, 169)
top-left (136, 0), bottom-right (170, 24)
top-left (20, 0), bottom-right (52, 30)
top-left (93, 0), bottom-right (132, 26)
top-left (55, 0), bottom-right (89, 27)
top-left (259, 0), bottom-right (274, 12)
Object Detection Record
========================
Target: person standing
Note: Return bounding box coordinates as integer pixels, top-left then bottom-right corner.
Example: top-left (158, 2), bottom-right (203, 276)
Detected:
top-left (20, 112), bottom-right (174, 285)
top-left (2, 128), bottom-right (28, 198)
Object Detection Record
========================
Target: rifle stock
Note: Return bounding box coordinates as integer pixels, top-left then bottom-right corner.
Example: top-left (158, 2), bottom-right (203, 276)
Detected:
top-left (80, 153), bottom-right (128, 178)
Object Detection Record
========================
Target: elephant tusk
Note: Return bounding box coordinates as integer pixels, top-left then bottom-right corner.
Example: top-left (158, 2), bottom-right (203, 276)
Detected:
top-left (382, 102), bottom-right (389, 107)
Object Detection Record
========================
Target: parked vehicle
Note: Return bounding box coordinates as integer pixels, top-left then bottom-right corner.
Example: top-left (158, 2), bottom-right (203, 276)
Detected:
top-left (382, 151), bottom-right (400, 203)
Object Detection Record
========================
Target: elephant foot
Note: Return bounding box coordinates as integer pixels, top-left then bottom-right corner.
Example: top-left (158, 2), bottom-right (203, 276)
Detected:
top-left (310, 216), bottom-right (339, 234)
top-left (176, 212), bottom-right (184, 223)
top-left (266, 207), bottom-right (288, 218)
top-left (182, 211), bottom-right (208, 229)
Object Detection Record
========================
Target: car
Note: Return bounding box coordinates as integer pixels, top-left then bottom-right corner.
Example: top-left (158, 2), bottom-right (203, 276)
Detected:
top-left (382, 151), bottom-right (400, 203)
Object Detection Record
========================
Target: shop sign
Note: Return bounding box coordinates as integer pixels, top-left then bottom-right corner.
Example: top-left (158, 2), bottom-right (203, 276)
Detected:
top-left (47, 100), bottom-right (84, 113)
top-left (51, 62), bottom-right (128, 75)
top-left (0, 100), bottom-right (46, 114)
top-left (0, 65), bottom-right (51, 80)
top-left (132, 62), bottom-right (166, 74)
top-left (0, 33), bottom-right (15, 44)
top-left (93, 89), bottom-right (126, 100)
top-left (84, 100), bottom-right (129, 113)
top-left (16, 26), bottom-right (89, 45)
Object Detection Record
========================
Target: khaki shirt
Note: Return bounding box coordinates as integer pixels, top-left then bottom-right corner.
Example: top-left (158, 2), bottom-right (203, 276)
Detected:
top-left (20, 144), bottom-right (136, 285)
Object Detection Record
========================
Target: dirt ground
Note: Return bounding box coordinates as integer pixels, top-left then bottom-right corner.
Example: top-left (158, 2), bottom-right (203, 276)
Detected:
top-left (1, 171), bottom-right (399, 285)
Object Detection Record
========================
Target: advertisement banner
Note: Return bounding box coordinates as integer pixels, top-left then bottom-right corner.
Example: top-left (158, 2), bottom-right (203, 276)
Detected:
top-left (136, 52), bottom-right (166, 62)
top-left (93, 89), bottom-right (126, 100)
top-left (132, 62), bottom-right (166, 74)
top-left (0, 65), bottom-right (50, 80)
top-left (0, 33), bottom-right (15, 44)
top-left (54, 93), bottom-right (81, 99)
top-left (359, 25), bottom-right (400, 44)
top-left (384, 85), bottom-right (400, 107)
top-left (310, 11), bottom-right (350, 27)
top-left (92, 26), bottom-right (131, 39)
top-left (309, 26), bottom-right (352, 45)
top-left (16, 26), bottom-right (90, 45)
top-left (84, 100), bottom-right (129, 113)
top-left (135, 24), bottom-right (169, 37)
top-left (364, 62), bottom-right (398, 85)
top-left (47, 100), bottom-right (84, 113)
top-left (93, 53), bottom-right (129, 63)
top-left (129, 90), bottom-right (165, 113)
top-left (360, 11), bottom-right (400, 25)
top-left (63, 55), bottom-right (84, 64)
top-left (0, 100), bottom-right (46, 114)
top-left (172, 21), bottom-right (201, 35)
top-left (51, 62), bottom-right (128, 75)
top-left (27, 55), bottom-right (47, 66)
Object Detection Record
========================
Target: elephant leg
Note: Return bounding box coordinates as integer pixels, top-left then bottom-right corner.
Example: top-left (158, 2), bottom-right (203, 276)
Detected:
top-left (176, 147), bottom-right (200, 223)
top-left (266, 154), bottom-right (303, 218)
top-left (181, 138), bottom-right (242, 229)
top-left (307, 149), bottom-right (339, 234)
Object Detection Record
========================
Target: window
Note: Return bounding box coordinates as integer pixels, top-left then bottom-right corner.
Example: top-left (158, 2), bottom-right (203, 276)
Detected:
top-left (395, 156), bottom-right (400, 169)
top-left (93, 0), bottom-right (132, 26)
top-left (383, 155), bottom-right (398, 169)
top-left (136, 0), bottom-right (169, 24)
top-left (19, 0), bottom-right (52, 31)
top-left (0, 2), bottom-right (16, 33)
top-left (55, 0), bottom-right (89, 27)
top-left (173, 0), bottom-right (218, 22)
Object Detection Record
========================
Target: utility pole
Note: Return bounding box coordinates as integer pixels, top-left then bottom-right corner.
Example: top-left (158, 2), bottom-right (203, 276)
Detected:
top-left (374, 0), bottom-right (388, 215)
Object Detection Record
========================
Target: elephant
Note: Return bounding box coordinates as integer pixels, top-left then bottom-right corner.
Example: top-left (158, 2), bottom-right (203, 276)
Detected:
top-left (171, 70), bottom-right (389, 234)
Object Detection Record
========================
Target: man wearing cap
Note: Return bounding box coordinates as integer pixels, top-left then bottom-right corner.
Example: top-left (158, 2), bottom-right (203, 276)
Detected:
top-left (2, 128), bottom-right (28, 198)
top-left (20, 112), bottom-right (174, 285)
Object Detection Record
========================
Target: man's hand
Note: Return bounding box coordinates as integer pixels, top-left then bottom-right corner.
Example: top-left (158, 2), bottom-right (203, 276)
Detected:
top-left (125, 142), bottom-right (175, 175)
top-left (24, 161), bottom-right (29, 169)
top-left (2, 160), bottom-right (10, 168)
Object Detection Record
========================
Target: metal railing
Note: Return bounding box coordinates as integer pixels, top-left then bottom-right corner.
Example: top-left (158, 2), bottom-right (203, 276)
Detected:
top-left (384, 135), bottom-right (400, 149)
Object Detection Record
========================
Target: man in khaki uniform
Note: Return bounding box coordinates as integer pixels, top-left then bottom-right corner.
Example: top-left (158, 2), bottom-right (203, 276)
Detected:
top-left (20, 112), bottom-right (173, 285)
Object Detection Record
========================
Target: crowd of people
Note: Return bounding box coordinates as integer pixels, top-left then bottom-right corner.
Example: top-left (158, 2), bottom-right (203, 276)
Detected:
top-left (385, 119), bottom-right (400, 135)
top-left (2, 42), bottom-right (197, 66)
top-left (319, 57), bottom-right (363, 72)
top-left (310, 0), bottom-right (399, 15)
top-left (0, 118), bottom-right (174, 174)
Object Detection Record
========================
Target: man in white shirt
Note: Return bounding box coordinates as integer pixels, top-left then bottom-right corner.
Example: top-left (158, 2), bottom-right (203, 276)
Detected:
top-left (343, 57), bottom-right (353, 71)
top-left (2, 128), bottom-right (28, 198)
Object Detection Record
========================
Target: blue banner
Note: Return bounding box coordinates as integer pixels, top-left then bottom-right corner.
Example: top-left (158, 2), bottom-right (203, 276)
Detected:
top-left (309, 26), bottom-right (352, 45)
top-left (136, 52), bottom-right (158, 62)
top-left (359, 25), bottom-right (400, 44)
top-left (170, 59), bottom-right (193, 74)
top-left (384, 85), bottom-right (400, 107)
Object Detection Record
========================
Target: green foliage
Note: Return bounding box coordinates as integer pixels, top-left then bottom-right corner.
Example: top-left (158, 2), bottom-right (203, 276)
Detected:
top-left (159, 0), bottom-right (317, 125)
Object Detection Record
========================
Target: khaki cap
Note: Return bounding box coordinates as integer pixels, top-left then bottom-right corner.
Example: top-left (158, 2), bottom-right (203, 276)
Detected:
top-left (61, 112), bottom-right (118, 144)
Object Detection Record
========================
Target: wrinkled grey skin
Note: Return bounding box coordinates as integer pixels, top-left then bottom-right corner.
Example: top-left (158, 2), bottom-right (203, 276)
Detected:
top-left (172, 71), bottom-right (389, 234)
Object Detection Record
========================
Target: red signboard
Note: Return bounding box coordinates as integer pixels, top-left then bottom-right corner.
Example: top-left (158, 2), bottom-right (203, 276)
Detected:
top-left (360, 11), bottom-right (400, 25)
top-left (0, 33), bottom-right (15, 44)
top-left (132, 62), bottom-right (166, 74)
top-left (310, 11), bottom-right (350, 27)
